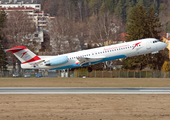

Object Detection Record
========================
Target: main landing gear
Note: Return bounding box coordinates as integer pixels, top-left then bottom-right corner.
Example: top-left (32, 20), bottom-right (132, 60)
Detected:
top-left (88, 67), bottom-right (92, 72)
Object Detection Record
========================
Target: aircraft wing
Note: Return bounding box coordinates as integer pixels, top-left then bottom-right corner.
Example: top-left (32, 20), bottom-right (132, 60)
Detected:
top-left (77, 56), bottom-right (106, 66)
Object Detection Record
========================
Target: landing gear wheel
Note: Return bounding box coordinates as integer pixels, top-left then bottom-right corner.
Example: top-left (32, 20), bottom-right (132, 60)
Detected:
top-left (88, 67), bottom-right (92, 72)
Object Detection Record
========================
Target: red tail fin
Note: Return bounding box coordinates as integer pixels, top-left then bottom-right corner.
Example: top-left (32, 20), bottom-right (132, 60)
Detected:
top-left (6, 46), bottom-right (41, 64)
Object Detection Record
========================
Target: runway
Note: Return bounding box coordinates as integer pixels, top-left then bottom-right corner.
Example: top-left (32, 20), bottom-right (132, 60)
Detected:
top-left (1, 87), bottom-right (170, 94)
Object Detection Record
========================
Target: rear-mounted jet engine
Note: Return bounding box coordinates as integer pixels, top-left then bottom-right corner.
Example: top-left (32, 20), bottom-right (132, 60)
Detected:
top-left (45, 56), bottom-right (68, 66)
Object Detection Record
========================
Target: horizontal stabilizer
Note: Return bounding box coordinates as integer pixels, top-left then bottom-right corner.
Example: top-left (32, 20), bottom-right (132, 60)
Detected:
top-left (5, 48), bottom-right (23, 52)
top-left (5, 46), bottom-right (26, 53)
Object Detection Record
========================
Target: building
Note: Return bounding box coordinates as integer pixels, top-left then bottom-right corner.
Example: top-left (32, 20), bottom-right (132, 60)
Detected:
top-left (0, 0), bottom-right (55, 30)
top-left (0, 0), bottom-right (39, 9)
top-left (0, 0), bottom-right (37, 4)
top-left (0, 0), bottom-right (54, 54)
top-left (0, 6), bottom-right (54, 30)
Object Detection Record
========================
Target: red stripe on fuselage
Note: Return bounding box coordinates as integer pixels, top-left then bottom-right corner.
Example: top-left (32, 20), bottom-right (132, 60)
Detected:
top-left (22, 56), bottom-right (41, 64)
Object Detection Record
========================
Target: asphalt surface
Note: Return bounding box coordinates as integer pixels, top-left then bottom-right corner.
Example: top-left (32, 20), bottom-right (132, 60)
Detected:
top-left (1, 87), bottom-right (170, 94)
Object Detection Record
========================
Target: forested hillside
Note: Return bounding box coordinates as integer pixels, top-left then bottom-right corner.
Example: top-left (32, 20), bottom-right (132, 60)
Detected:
top-left (37, 0), bottom-right (170, 32)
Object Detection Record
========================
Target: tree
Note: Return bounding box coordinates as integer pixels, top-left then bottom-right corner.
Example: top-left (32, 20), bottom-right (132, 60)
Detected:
top-left (123, 5), bottom-right (165, 70)
top-left (100, 0), bottom-right (118, 13)
top-left (162, 60), bottom-right (170, 77)
top-left (0, 37), bottom-right (7, 71)
top-left (2, 11), bottom-right (36, 69)
top-left (37, 0), bottom-right (46, 10)
top-left (115, 0), bottom-right (124, 21)
top-left (48, 17), bottom-right (84, 54)
top-left (3, 11), bottom-right (36, 47)
top-left (162, 61), bottom-right (170, 72)
top-left (88, 11), bottom-right (123, 46)
top-left (159, 1), bottom-right (170, 32)
top-left (88, 0), bottom-right (101, 15)
top-left (0, 10), bottom-right (7, 71)
top-left (137, 0), bottom-right (144, 6)
top-left (39, 0), bottom-right (169, 24)
top-left (42, 0), bottom-right (51, 14)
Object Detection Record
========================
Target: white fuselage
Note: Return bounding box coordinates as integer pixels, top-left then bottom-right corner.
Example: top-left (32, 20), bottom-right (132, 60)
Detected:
top-left (21, 38), bottom-right (167, 70)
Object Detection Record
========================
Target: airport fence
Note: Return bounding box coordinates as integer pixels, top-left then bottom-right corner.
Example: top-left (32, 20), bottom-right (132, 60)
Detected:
top-left (73, 70), bottom-right (170, 78)
top-left (0, 70), bottom-right (170, 78)
top-left (0, 70), bottom-right (58, 78)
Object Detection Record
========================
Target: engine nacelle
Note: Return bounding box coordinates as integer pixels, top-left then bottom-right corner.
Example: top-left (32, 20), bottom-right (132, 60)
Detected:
top-left (45, 56), bottom-right (68, 66)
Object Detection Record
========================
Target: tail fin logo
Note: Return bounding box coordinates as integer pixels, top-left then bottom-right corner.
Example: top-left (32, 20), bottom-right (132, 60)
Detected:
top-left (6, 46), bottom-right (41, 64)
top-left (21, 51), bottom-right (28, 58)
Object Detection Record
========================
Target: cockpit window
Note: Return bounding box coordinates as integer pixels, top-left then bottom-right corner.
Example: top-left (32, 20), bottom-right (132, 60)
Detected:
top-left (153, 40), bottom-right (157, 43)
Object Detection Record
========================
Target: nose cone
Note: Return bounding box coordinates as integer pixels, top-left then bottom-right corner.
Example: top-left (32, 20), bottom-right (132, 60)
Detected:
top-left (157, 42), bottom-right (167, 51)
top-left (163, 42), bottom-right (167, 49)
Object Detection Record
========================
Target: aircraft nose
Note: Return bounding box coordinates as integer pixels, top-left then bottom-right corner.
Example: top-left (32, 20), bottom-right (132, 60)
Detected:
top-left (163, 42), bottom-right (167, 48)
top-left (157, 42), bottom-right (167, 51)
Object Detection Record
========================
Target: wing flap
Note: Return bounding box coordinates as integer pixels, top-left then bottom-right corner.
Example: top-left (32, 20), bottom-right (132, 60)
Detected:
top-left (77, 56), bottom-right (106, 66)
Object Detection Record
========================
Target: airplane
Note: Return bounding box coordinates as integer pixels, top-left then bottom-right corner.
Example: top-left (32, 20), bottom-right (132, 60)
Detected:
top-left (6, 38), bottom-right (167, 72)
